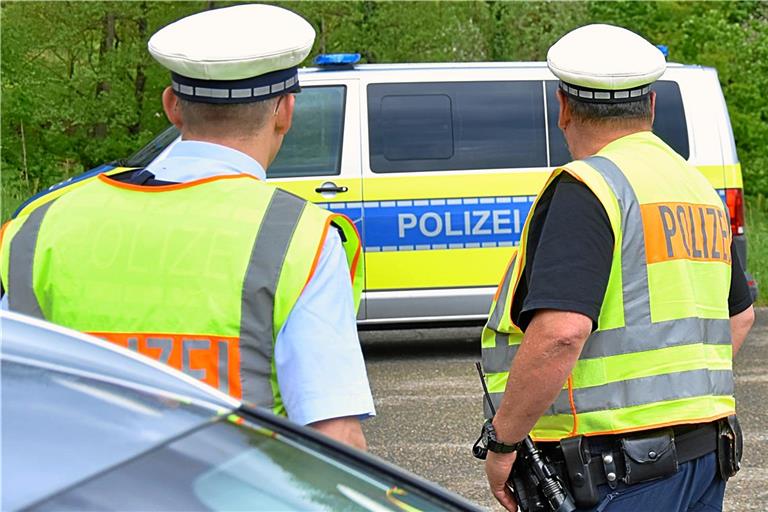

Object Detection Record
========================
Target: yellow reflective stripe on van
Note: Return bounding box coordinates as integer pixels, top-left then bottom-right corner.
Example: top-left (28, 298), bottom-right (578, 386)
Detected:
top-left (697, 163), bottom-right (743, 189)
top-left (269, 177), bottom-right (363, 204)
top-left (366, 246), bottom-right (515, 290)
top-left (273, 165), bottom-right (740, 203)
top-left (363, 171), bottom-right (549, 201)
top-left (531, 395), bottom-right (735, 441)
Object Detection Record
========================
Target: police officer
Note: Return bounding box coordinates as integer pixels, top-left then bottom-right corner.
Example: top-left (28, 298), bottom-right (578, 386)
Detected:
top-left (0, 4), bottom-right (374, 449)
top-left (480, 25), bottom-right (754, 510)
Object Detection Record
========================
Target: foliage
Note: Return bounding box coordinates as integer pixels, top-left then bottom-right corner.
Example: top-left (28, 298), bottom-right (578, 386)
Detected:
top-left (586, 1), bottom-right (768, 196)
top-left (746, 195), bottom-right (768, 305)
top-left (1, 1), bottom-right (206, 218)
top-left (2, 0), bottom-right (767, 221)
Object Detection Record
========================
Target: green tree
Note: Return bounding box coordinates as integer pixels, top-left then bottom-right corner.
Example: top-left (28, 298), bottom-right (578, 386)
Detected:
top-left (487, 1), bottom-right (590, 61)
top-left (587, 1), bottom-right (768, 195)
top-left (360, 1), bottom-right (491, 62)
top-left (1, 1), bottom-right (204, 217)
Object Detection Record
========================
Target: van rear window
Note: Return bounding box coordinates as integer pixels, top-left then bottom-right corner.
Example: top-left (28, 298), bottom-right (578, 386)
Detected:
top-left (367, 81), bottom-right (548, 173)
top-left (652, 81), bottom-right (689, 159)
top-left (546, 80), bottom-right (690, 165)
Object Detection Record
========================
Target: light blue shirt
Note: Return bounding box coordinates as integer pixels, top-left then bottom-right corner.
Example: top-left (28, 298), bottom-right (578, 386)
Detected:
top-left (2, 141), bottom-right (375, 426)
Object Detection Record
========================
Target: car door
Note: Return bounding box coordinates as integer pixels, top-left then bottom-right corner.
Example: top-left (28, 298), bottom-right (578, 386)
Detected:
top-left (266, 79), bottom-right (365, 318)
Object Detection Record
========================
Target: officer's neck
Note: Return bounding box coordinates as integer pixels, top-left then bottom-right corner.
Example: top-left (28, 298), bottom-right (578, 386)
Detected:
top-left (566, 123), bottom-right (651, 160)
top-left (180, 132), bottom-right (273, 171)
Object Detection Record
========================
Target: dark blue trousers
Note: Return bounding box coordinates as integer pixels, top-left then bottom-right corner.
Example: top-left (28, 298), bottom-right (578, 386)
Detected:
top-left (578, 453), bottom-right (725, 512)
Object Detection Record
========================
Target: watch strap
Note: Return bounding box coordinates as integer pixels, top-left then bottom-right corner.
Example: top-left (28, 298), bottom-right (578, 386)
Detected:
top-left (488, 437), bottom-right (523, 454)
top-left (484, 420), bottom-right (524, 454)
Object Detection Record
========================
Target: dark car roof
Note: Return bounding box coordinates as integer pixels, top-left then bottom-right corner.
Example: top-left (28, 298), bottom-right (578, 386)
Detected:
top-left (0, 312), bottom-right (239, 510)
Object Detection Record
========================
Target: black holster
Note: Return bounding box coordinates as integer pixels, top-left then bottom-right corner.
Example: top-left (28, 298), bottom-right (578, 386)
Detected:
top-left (716, 414), bottom-right (743, 481)
top-left (560, 436), bottom-right (600, 508)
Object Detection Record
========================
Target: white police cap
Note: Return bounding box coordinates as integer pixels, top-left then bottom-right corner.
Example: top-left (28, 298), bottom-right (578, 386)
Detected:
top-left (547, 24), bottom-right (666, 103)
top-left (148, 4), bottom-right (315, 104)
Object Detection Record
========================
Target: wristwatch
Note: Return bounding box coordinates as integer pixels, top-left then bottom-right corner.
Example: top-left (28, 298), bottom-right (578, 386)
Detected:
top-left (482, 419), bottom-right (524, 454)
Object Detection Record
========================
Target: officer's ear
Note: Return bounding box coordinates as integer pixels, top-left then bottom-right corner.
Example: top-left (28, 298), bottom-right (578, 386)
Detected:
top-left (162, 87), bottom-right (184, 130)
top-left (649, 91), bottom-right (656, 126)
top-left (274, 93), bottom-right (295, 136)
top-left (556, 89), bottom-right (571, 131)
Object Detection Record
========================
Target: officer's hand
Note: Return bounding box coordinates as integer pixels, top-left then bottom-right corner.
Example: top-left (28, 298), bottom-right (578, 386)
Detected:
top-left (485, 450), bottom-right (518, 511)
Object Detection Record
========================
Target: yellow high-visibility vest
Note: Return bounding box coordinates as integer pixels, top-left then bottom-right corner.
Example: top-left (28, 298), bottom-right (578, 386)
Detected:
top-left (482, 131), bottom-right (734, 441)
top-left (0, 173), bottom-right (363, 415)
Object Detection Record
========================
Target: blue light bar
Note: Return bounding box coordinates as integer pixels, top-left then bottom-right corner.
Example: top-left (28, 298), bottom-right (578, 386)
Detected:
top-left (656, 44), bottom-right (669, 59)
top-left (314, 53), bottom-right (361, 66)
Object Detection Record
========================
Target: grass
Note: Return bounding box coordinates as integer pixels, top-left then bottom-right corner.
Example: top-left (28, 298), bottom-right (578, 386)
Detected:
top-left (2, 185), bottom-right (26, 222)
top-left (746, 195), bottom-right (767, 306)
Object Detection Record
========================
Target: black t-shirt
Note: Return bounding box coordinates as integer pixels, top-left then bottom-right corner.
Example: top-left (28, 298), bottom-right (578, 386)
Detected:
top-left (511, 174), bottom-right (753, 332)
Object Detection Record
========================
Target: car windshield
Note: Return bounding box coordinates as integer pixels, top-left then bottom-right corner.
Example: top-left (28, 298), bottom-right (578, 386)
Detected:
top-left (34, 413), bottom-right (473, 511)
top-left (124, 125), bottom-right (179, 168)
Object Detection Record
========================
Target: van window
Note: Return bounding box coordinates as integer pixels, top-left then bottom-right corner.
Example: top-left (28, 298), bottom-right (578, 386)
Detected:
top-left (652, 81), bottom-right (689, 159)
top-left (368, 81), bottom-right (547, 173)
top-left (268, 86), bottom-right (346, 178)
top-left (546, 80), bottom-right (690, 165)
top-left (545, 81), bottom-right (571, 167)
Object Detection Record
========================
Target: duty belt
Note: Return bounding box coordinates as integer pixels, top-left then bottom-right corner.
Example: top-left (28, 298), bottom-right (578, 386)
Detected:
top-left (542, 422), bottom-right (718, 486)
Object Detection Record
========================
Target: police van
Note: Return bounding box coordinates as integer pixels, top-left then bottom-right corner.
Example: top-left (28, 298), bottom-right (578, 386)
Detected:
top-left (15, 55), bottom-right (756, 325)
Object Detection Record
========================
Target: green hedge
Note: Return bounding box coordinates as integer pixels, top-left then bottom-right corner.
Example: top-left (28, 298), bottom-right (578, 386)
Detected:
top-left (746, 195), bottom-right (767, 305)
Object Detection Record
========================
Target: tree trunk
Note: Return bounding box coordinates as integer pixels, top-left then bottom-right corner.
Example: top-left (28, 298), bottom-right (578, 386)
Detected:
top-left (94, 11), bottom-right (116, 139)
top-left (99, 12), bottom-right (116, 59)
top-left (20, 121), bottom-right (29, 189)
top-left (130, 3), bottom-right (148, 136)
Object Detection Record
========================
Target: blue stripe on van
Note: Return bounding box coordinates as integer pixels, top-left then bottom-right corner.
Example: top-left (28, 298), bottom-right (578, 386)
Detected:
top-left (319, 195), bottom-right (535, 252)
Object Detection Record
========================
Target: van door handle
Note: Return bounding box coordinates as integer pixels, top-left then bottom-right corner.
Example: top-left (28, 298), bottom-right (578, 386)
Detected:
top-left (315, 182), bottom-right (348, 194)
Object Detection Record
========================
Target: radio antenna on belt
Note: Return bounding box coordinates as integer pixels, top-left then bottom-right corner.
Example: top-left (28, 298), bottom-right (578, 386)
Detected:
top-left (475, 361), bottom-right (496, 416)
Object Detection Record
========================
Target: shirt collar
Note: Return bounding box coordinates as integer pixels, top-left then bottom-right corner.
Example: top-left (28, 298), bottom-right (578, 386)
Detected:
top-left (147, 140), bottom-right (267, 182)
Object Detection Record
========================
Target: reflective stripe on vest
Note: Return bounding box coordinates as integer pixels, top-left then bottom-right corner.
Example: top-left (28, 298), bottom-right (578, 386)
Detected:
top-left (7, 202), bottom-right (52, 319)
top-left (239, 188), bottom-right (306, 408)
top-left (482, 134), bottom-right (734, 440)
top-left (0, 175), bottom-right (363, 416)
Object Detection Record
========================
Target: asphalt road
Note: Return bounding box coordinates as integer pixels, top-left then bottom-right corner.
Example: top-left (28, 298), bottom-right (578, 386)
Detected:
top-left (359, 308), bottom-right (768, 511)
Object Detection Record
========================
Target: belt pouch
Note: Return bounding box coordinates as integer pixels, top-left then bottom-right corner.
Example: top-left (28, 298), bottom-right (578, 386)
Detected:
top-left (621, 429), bottom-right (678, 485)
top-left (717, 415), bottom-right (743, 481)
top-left (560, 436), bottom-right (599, 508)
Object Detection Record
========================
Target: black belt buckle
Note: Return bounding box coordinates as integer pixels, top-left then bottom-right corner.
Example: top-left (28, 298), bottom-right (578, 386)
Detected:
top-left (560, 436), bottom-right (600, 508)
top-left (717, 414), bottom-right (743, 481)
